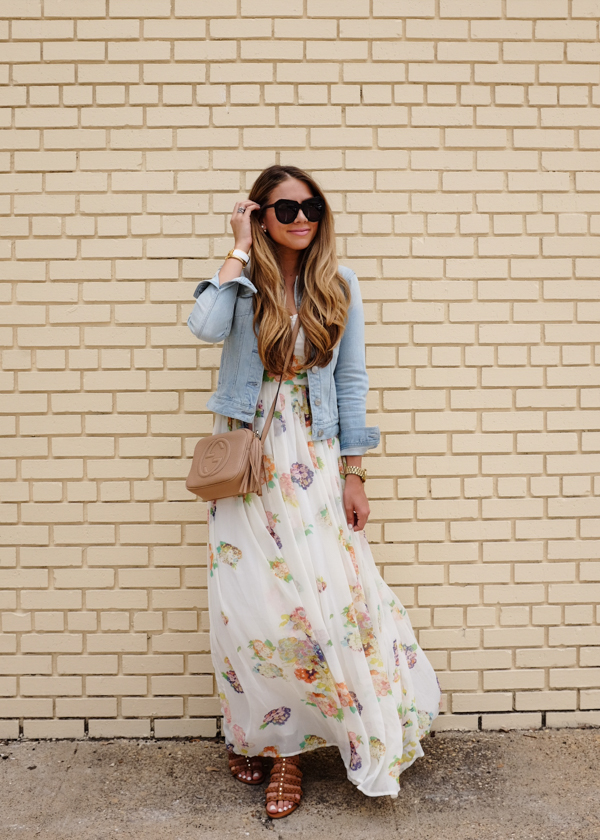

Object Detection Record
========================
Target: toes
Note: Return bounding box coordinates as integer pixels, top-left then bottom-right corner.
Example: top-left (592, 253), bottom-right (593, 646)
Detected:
top-left (267, 799), bottom-right (293, 815)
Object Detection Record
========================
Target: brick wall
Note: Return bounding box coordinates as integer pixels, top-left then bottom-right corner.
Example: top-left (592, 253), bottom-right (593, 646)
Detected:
top-left (1, 0), bottom-right (600, 739)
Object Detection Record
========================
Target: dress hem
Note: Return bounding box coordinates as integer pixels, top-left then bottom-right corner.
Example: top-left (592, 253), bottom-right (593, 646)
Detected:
top-left (232, 727), bottom-right (433, 798)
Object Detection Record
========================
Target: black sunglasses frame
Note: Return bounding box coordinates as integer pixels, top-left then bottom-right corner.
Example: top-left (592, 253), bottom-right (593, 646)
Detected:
top-left (260, 197), bottom-right (325, 225)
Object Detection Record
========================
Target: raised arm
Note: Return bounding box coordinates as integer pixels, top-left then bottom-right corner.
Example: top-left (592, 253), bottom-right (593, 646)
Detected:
top-left (187, 199), bottom-right (260, 343)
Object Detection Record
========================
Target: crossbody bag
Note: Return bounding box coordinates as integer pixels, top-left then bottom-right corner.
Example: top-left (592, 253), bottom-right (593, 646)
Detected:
top-left (186, 316), bottom-right (302, 501)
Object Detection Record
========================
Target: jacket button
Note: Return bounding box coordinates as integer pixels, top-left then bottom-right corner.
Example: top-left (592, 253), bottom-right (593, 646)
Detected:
top-left (318, 430), bottom-right (323, 436)
top-left (315, 398), bottom-right (321, 406)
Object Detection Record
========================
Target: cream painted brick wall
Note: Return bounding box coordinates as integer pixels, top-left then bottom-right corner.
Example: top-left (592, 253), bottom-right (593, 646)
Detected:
top-left (0, 2), bottom-right (599, 740)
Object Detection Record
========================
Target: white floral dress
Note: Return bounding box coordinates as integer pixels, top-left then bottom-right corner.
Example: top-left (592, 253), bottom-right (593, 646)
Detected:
top-left (207, 315), bottom-right (441, 797)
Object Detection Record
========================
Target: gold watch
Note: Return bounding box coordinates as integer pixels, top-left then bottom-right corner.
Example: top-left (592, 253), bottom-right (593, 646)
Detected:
top-left (344, 464), bottom-right (367, 482)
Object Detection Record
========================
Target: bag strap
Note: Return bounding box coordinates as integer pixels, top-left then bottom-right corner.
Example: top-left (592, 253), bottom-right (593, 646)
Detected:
top-left (258, 315), bottom-right (302, 442)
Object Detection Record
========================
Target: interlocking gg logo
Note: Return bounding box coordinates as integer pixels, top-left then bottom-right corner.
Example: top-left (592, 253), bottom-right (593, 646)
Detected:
top-left (199, 438), bottom-right (230, 477)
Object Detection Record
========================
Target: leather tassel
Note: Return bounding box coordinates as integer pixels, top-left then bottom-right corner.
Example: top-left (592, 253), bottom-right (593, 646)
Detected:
top-left (240, 436), bottom-right (263, 496)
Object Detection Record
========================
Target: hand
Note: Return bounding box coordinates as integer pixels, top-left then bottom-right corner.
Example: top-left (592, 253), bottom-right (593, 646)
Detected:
top-left (229, 199), bottom-right (261, 254)
top-left (343, 475), bottom-right (370, 532)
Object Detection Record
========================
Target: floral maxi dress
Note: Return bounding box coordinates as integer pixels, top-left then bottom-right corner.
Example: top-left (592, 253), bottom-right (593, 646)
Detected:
top-left (207, 315), bottom-right (441, 797)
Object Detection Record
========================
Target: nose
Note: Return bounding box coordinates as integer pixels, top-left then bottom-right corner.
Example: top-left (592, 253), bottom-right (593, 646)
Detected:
top-left (294, 207), bottom-right (308, 223)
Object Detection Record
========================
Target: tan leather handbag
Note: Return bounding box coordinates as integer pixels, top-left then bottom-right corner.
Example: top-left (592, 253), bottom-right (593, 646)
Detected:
top-left (186, 317), bottom-right (301, 501)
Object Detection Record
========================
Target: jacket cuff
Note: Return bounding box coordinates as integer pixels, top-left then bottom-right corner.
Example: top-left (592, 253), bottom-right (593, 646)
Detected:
top-left (193, 268), bottom-right (257, 299)
top-left (339, 425), bottom-right (380, 456)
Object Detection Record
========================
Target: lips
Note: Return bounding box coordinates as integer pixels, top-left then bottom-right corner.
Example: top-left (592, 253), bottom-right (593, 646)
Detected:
top-left (289, 229), bottom-right (310, 235)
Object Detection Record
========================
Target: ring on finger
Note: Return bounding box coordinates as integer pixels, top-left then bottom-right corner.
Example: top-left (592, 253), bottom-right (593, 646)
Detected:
top-left (237, 207), bottom-right (246, 213)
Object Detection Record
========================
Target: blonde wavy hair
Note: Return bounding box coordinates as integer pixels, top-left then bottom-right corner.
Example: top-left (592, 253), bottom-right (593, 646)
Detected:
top-left (247, 165), bottom-right (350, 377)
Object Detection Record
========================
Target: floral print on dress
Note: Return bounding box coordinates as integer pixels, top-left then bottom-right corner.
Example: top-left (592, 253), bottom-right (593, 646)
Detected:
top-left (219, 691), bottom-right (232, 724)
top-left (403, 642), bottom-right (418, 669)
top-left (260, 706), bottom-right (291, 729)
top-left (336, 681), bottom-right (358, 713)
top-left (208, 349), bottom-right (441, 797)
top-left (295, 666), bottom-right (319, 684)
top-left (216, 541), bottom-right (242, 570)
top-left (369, 736), bottom-right (385, 760)
top-left (291, 461), bottom-right (314, 489)
top-left (342, 628), bottom-right (363, 653)
top-left (307, 440), bottom-right (324, 471)
top-left (273, 396), bottom-right (287, 436)
top-left (266, 510), bottom-right (282, 548)
top-left (389, 599), bottom-right (407, 622)
top-left (232, 723), bottom-right (252, 753)
top-left (262, 455), bottom-right (277, 490)
top-left (222, 657), bottom-right (243, 693)
top-left (370, 669), bottom-right (392, 698)
top-left (280, 606), bottom-right (312, 637)
top-left (291, 388), bottom-right (311, 429)
top-left (253, 662), bottom-right (285, 679)
top-left (418, 709), bottom-right (435, 736)
top-left (300, 734), bottom-right (327, 751)
top-left (316, 506), bottom-right (332, 528)
top-left (349, 731), bottom-right (363, 770)
top-left (249, 638), bottom-right (276, 661)
top-left (269, 557), bottom-right (293, 583)
top-left (350, 691), bottom-right (363, 716)
top-left (338, 526), bottom-right (359, 576)
top-left (260, 745), bottom-right (280, 758)
top-left (279, 472), bottom-right (298, 507)
top-left (304, 691), bottom-right (344, 722)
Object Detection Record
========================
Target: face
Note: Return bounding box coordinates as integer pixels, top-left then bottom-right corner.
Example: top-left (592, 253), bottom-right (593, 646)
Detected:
top-left (261, 177), bottom-right (320, 253)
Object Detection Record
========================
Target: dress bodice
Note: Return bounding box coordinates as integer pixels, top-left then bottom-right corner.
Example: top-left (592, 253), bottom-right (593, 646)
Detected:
top-left (290, 313), bottom-right (305, 362)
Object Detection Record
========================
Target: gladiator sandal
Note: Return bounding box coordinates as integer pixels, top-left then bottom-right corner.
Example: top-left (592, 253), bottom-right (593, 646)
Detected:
top-left (228, 752), bottom-right (265, 785)
top-left (265, 755), bottom-right (303, 819)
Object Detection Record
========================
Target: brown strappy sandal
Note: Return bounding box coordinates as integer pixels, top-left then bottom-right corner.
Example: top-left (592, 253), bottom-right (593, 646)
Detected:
top-left (228, 752), bottom-right (265, 785)
top-left (265, 755), bottom-right (303, 819)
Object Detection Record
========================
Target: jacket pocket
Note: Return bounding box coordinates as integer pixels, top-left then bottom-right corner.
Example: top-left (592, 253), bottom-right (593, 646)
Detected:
top-left (233, 294), bottom-right (253, 318)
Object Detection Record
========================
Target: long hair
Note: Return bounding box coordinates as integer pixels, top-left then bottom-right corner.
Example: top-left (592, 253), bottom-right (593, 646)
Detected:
top-left (247, 165), bottom-right (350, 377)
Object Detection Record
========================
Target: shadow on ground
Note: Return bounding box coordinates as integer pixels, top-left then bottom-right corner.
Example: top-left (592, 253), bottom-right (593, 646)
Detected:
top-left (1, 729), bottom-right (599, 839)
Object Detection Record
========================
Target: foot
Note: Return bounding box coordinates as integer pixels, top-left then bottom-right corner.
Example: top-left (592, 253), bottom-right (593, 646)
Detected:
top-left (228, 752), bottom-right (264, 784)
top-left (265, 755), bottom-right (302, 818)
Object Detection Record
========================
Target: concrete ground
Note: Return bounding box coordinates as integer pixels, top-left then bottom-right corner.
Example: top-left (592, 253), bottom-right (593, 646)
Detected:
top-left (1, 729), bottom-right (599, 840)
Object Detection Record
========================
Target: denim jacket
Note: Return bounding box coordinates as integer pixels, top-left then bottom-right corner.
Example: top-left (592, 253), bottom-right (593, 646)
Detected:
top-left (187, 263), bottom-right (380, 456)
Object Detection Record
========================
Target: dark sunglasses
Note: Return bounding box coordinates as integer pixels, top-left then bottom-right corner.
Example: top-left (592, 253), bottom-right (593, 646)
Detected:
top-left (261, 197), bottom-right (325, 225)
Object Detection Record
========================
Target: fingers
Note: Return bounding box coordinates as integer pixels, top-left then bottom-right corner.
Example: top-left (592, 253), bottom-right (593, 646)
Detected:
top-left (344, 496), bottom-right (355, 531)
top-left (355, 503), bottom-right (370, 531)
top-left (344, 502), bottom-right (370, 531)
top-left (231, 199), bottom-right (260, 218)
top-left (343, 486), bottom-right (370, 532)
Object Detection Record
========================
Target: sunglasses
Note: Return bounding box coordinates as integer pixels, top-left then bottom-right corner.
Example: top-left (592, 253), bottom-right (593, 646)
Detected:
top-left (261, 197), bottom-right (325, 225)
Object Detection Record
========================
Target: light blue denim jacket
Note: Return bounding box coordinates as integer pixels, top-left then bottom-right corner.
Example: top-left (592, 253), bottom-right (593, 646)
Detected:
top-left (187, 263), bottom-right (380, 456)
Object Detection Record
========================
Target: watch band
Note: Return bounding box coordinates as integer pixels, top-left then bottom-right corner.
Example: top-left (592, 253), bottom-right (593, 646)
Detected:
top-left (344, 465), bottom-right (367, 482)
top-left (226, 248), bottom-right (249, 266)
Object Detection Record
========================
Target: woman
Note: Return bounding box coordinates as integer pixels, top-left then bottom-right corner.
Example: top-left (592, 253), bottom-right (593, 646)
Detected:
top-left (187, 165), bottom-right (441, 818)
